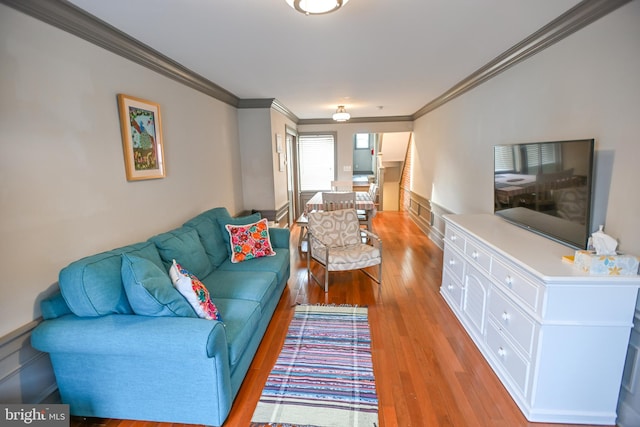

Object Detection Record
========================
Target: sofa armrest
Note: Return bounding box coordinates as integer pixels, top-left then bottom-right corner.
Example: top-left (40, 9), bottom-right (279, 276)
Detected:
top-left (32, 314), bottom-right (227, 359)
top-left (269, 227), bottom-right (290, 249)
top-left (31, 314), bottom-right (233, 426)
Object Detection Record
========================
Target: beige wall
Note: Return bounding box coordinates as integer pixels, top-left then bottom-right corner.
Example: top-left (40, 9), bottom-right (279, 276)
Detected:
top-left (412, 0), bottom-right (640, 255)
top-left (0, 6), bottom-right (244, 337)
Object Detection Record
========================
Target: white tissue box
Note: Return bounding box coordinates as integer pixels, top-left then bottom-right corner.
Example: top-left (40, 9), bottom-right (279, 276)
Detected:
top-left (574, 250), bottom-right (640, 276)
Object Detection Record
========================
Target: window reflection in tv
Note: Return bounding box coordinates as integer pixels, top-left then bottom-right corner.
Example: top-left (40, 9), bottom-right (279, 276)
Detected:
top-left (494, 139), bottom-right (595, 250)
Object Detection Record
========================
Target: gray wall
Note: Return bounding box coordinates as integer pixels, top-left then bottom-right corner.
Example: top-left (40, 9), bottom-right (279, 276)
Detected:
top-left (411, 1), bottom-right (640, 256)
top-left (0, 4), bottom-right (245, 338)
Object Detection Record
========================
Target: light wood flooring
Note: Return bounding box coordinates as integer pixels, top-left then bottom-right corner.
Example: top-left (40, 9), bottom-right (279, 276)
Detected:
top-left (71, 211), bottom-right (612, 427)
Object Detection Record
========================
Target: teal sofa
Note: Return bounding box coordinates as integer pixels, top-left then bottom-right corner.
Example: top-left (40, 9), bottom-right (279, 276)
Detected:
top-left (31, 207), bottom-right (290, 426)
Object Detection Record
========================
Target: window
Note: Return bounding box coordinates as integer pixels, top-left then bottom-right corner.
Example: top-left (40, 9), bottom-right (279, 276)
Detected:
top-left (298, 133), bottom-right (335, 191)
top-left (495, 143), bottom-right (561, 174)
top-left (524, 143), bottom-right (561, 173)
top-left (355, 133), bottom-right (369, 149)
top-left (494, 146), bottom-right (515, 173)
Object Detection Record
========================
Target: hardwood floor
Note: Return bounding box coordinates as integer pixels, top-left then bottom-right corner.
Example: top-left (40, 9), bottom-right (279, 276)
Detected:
top-left (71, 212), bottom-right (612, 427)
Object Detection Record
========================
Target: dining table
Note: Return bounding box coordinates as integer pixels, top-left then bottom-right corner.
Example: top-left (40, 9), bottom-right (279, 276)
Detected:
top-left (304, 191), bottom-right (376, 229)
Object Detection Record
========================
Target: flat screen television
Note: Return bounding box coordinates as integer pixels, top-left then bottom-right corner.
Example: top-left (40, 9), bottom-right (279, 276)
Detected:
top-left (494, 138), bottom-right (595, 250)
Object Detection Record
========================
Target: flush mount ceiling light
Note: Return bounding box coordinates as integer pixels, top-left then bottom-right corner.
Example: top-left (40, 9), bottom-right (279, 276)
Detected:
top-left (285, 0), bottom-right (350, 15)
top-left (332, 105), bottom-right (350, 122)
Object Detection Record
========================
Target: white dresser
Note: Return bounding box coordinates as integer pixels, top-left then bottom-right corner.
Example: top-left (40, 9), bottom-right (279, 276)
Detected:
top-left (440, 214), bottom-right (640, 425)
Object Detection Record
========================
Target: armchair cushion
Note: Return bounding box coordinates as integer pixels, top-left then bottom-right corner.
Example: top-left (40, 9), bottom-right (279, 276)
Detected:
top-left (310, 243), bottom-right (381, 271)
top-left (308, 209), bottom-right (361, 247)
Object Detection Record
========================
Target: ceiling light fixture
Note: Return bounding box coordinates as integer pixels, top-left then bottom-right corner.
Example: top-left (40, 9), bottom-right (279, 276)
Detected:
top-left (285, 0), bottom-right (350, 16)
top-left (332, 105), bottom-right (350, 122)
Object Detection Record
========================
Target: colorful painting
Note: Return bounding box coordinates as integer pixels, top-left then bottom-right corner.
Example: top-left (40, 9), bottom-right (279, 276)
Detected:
top-left (117, 94), bottom-right (165, 181)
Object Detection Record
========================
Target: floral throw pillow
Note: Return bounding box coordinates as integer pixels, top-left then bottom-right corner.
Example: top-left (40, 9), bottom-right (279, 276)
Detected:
top-left (169, 260), bottom-right (222, 321)
top-left (225, 218), bottom-right (276, 263)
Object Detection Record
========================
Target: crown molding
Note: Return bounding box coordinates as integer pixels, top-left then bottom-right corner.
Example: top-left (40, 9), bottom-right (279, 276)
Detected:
top-left (0, 0), bottom-right (240, 107)
top-left (298, 115), bottom-right (414, 126)
top-left (412, 0), bottom-right (631, 120)
top-left (237, 98), bottom-right (300, 123)
top-left (2, 0), bottom-right (630, 123)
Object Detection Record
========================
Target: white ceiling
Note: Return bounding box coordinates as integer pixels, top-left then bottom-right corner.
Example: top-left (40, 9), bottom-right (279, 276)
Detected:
top-left (67, 0), bottom-right (581, 120)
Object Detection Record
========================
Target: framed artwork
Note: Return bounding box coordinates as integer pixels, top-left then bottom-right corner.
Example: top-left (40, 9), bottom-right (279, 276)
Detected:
top-left (117, 94), bottom-right (166, 181)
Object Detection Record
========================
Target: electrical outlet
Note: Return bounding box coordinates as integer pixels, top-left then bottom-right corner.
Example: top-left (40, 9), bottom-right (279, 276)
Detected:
top-left (343, 165), bottom-right (352, 172)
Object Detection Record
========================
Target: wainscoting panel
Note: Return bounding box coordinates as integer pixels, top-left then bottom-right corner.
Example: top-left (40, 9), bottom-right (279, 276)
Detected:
top-left (428, 202), bottom-right (452, 250)
top-left (0, 319), bottom-right (57, 404)
top-left (407, 192), bottom-right (431, 237)
top-left (407, 194), bottom-right (453, 250)
top-left (618, 307), bottom-right (640, 427)
top-left (252, 202), bottom-right (290, 228)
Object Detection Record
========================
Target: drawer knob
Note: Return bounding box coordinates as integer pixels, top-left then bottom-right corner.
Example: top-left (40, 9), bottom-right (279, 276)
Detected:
top-left (472, 251), bottom-right (479, 259)
top-left (451, 235), bottom-right (457, 241)
top-left (498, 347), bottom-right (507, 357)
top-left (449, 259), bottom-right (456, 266)
top-left (447, 284), bottom-right (454, 291)
top-left (501, 311), bottom-right (511, 321)
top-left (505, 275), bottom-right (513, 286)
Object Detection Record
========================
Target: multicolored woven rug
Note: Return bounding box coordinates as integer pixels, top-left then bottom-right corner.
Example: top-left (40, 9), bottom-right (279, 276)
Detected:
top-left (250, 305), bottom-right (378, 427)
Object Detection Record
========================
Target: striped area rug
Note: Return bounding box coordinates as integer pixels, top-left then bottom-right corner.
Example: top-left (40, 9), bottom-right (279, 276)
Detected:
top-left (250, 305), bottom-right (378, 427)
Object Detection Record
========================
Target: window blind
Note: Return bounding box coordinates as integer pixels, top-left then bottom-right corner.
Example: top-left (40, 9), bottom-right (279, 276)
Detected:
top-left (298, 134), bottom-right (335, 191)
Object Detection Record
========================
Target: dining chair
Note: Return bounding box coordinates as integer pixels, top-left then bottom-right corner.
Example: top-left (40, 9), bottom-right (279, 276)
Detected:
top-left (307, 209), bottom-right (382, 292)
top-left (330, 180), bottom-right (353, 191)
top-left (322, 191), bottom-right (356, 211)
top-left (358, 184), bottom-right (378, 230)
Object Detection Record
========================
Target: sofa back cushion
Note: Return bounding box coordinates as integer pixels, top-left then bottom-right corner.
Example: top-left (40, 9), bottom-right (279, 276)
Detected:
top-left (149, 227), bottom-right (214, 278)
top-left (183, 207), bottom-right (233, 268)
top-left (59, 242), bottom-right (164, 317)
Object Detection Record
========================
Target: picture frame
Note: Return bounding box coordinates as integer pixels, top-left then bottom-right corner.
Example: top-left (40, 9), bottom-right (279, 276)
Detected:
top-left (117, 94), bottom-right (166, 181)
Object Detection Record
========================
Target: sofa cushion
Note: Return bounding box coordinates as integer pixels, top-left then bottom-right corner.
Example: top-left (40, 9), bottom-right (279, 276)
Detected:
top-left (214, 298), bottom-right (261, 367)
top-left (217, 213), bottom-right (261, 257)
top-left (59, 241), bottom-right (164, 317)
top-left (121, 254), bottom-right (197, 318)
top-left (201, 269), bottom-right (278, 309)
top-left (183, 213), bottom-right (230, 268)
top-left (225, 218), bottom-right (276, 263)
top-left (149, 227), bottom-right (213, 278)
top-left (217, 248), bottom-right (290, 285)
top-left (169, 260), bottom-right (222, 321)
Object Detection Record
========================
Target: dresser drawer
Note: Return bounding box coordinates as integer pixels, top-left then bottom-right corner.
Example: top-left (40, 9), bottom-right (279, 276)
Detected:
top-left (491, 259), bottom-right (541, 313)
top-left (486, 320), bottom-right (530, 396)
top-left (443, 245), bottom-right (465, 282)
top-left (445, 225), bottom-right (466, 252)
top-left (465, 239), bottom-right (491, 273)
top-left (441, 269), bottom-right (464, 309)
top-left (489, 288), bottom-right (537, 356)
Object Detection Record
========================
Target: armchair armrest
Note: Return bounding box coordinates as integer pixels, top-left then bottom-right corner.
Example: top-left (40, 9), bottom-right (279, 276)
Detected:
top-left (361, 229), bottom-right (382, 249)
